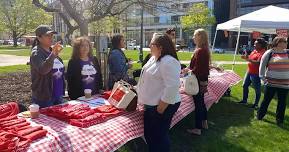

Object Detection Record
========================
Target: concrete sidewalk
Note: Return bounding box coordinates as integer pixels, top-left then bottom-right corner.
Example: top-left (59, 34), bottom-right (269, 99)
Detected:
top-left (0, 54), bottom-right (29, 66)
top-left (180, 61), bottom-right (247, 65)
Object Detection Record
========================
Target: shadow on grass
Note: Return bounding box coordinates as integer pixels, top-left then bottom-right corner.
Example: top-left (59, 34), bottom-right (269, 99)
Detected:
top-left (118, 97), bottom-right (253, 152)
top-left (247, 85), bottom-right (289, 108)
top-left (262, 111), bottom-right (289, 131)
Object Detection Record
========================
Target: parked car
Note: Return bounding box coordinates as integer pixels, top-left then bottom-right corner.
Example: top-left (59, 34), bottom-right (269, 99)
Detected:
top-left (127, 44), bottom-right (140, 50)
top-left (127, 44), bottom-right (135, 50)
top-left (212, 48), bottom-right (226, 54)
top-left (176, 44), bottom-right (181, 51)
top-left (8, 40), bottom-right (21, 46)
top-left (8, 40), bottom-right (14, 45)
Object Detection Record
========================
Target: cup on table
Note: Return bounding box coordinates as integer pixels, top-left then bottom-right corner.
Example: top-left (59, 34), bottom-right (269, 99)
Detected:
top-left (84, 89), bottom-right (92, 99)
top-left (29, 104), bottom-right (40, 119)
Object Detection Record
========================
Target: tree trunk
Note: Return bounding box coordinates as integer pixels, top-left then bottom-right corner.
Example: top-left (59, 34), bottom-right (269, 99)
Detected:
top-left (79, 20), bottom-right (88, 36)
top-left (12, 31), bottom-right (18, 47)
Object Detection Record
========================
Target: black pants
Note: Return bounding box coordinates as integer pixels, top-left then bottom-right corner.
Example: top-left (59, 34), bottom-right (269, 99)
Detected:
top-left (193, 92), bottom-right (207, 129)
top-left (144, 102), bottom-right (180, 152)
top-left (257, 85), bottom-right (289, 123)
top-left (133, 69), bottom-right (142, 78)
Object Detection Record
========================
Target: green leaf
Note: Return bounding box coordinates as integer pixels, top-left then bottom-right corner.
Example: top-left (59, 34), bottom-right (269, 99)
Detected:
top-left (180, 3), bottom-right (216, 31)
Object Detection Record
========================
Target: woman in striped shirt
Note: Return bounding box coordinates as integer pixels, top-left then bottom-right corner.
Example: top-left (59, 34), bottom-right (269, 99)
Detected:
top-left (257, 37), bottom-right (289, 125)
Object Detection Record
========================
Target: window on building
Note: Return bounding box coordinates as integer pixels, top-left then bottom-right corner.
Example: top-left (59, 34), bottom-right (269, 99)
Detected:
top-left (171, 15), bottom-right (180, 24)
top-left (183, 3), bottom-right (190, 9)
top-left (154, 17), bottom-right (160, 24)
top-left (171, 4), bottom-right (180, 9)
top-left (240, 0), bottom-right (252, 4)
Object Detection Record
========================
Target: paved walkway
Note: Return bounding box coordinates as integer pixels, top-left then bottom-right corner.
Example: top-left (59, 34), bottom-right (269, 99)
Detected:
top-left (180, 61), bottom-right (247, 65)
top-left (0, 54), bottom-right (29, 66)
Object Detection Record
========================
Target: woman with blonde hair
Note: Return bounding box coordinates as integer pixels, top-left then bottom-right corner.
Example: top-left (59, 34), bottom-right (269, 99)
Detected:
top-left (66, 37), bottom-right (103, 100)
top-left (183, 29), bottom-right (210, 135)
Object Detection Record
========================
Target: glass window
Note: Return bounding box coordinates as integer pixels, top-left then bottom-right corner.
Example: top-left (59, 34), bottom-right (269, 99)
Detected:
top-left (240, 0), bottom-right (252, 4)
top-left (154, 17), bottom-right (160, 23)
top-left (171, 15), bottom-right (180, 24)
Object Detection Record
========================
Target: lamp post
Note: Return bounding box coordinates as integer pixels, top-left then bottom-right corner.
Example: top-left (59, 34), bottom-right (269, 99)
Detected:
top-left (139, 3), bottom-right (144, 63)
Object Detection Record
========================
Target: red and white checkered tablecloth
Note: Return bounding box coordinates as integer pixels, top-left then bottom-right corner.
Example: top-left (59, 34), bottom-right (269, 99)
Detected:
top-left (26, 71), bottom-right (241, 152)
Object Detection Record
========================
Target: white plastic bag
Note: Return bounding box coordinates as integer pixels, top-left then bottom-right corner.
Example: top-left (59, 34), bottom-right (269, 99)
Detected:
top-left (181, 72), bottom-right (199, 95)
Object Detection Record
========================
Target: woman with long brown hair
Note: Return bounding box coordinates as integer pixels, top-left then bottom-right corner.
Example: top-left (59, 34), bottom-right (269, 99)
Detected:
top-left (137, 33), bottom-right (181, 152)
top-left (66, 37), bottom-right (103, 100)
top-left (183, 29), bottom-right (210, 135)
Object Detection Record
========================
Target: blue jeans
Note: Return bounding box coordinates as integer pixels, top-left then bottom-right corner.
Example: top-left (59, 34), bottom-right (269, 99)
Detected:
top-left (242, 72), bottom-right (261, 105)
top-left (32, 96), bottom-right (63, 108)
top-left (144, 102), bottom-right (180, 152)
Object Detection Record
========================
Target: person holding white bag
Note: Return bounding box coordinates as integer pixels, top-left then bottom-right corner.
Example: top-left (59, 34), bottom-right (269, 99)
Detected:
top-left (183, 29), bottom-right (210, 135)
top-left (137, 33), bottom-right (181, 152)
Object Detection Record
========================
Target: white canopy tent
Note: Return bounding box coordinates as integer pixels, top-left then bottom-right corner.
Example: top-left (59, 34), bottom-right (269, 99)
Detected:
top-left (212, 5), bottom-right (289, 70)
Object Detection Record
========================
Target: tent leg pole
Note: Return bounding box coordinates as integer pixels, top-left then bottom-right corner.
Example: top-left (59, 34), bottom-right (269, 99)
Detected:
top-left (232, 28), bottom-right (241, 71)
top-left (212, 30), bottom-right (217, 50)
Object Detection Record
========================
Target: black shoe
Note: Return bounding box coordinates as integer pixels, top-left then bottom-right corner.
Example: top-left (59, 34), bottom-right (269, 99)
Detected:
top-left (277, 120), bottom-right (283, 126)
top-left (256, 113), bottom-right (263, 120)
top-left (238, 100), bottom-right (247, 104)
top-left (250, 104), bottom-right (259, 110)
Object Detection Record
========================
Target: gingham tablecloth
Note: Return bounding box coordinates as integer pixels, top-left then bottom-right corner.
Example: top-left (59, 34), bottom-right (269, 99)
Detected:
top-left (26, 70), bottom-right (241, 152)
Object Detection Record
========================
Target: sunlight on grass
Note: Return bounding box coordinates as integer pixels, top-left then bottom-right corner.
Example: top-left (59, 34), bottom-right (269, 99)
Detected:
top-left (1, 47), bottom-right (289, 151)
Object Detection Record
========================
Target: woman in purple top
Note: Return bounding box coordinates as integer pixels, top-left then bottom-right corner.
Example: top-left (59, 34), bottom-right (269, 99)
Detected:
top-left (67, 37), bottom-right (103, 100)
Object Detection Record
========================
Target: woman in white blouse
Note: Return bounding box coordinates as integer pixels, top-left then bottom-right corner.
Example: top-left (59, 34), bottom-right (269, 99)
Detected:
top-left (137, 33), bottom-right (181, 152)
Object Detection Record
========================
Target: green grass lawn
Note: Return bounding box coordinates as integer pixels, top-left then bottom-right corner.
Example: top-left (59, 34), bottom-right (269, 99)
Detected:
top-left (0, 47), bottom-right (73, 60)
top-left (0, 47), bottom-right (244, 62)
top-left (1, 47), bottom-right (289, 151)
top-left (125, 50), bottom-right (244, 62)
top-left (119, 64), bottom-right (289, 152)
top-left (0, 64), bottom-right (30, 74)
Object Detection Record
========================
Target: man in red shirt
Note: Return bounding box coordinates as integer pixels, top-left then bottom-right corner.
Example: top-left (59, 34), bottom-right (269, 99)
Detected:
top-left (238, 38), bottom-right (267, 109)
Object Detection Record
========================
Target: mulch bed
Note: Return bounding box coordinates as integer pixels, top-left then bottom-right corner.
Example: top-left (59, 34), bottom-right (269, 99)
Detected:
top-left (0, 72), bottom-right (31, 107)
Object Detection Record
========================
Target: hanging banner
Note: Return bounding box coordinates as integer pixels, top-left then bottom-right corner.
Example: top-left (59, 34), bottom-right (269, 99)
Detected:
top-left (252, 31), bottom-right (261, 39)
top-left (276, 29), bottom-right (288, 38)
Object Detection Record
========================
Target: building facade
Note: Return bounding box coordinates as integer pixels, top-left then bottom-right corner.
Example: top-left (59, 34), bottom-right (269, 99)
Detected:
top-left (123, 0), bottom-right (214, 48)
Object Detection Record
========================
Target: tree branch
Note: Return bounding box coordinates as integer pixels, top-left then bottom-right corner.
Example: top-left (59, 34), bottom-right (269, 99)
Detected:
top-left (32, 0), bottom-right (77, 34)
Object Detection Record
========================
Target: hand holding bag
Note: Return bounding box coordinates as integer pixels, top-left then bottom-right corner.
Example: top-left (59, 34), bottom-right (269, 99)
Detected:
top-left (181, 71), bottom-right (199, 95)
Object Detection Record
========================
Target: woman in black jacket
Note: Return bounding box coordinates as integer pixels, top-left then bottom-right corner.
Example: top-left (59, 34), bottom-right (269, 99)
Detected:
top-left (67, 37), bottom-right (103, 100)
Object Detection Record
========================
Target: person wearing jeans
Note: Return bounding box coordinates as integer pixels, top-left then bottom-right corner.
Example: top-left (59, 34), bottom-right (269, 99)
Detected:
top-left (137, 33), bottom-right (181, 152)
top-left (257, 37), bottom-right (289, 125)
top-left (144, 103), bottom-right (180, 152)
top-left (240, 72), bottom-right (262, 108)
top-left (239, 38), bottom-right (267, 109)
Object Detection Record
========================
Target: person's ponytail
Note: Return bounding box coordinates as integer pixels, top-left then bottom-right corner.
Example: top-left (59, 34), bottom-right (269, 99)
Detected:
top-left (31, 38), bottom-right (40, 49)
